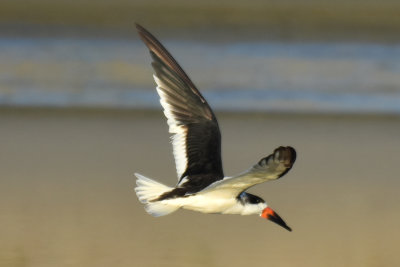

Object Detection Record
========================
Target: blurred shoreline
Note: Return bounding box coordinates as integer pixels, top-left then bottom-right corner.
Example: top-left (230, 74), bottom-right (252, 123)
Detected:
top-left (2, 106), bottom-right (400, 121)
top-left (1, 37), bottom-right (399, 116)
top-left (1, 1), bottom-right (400, 115)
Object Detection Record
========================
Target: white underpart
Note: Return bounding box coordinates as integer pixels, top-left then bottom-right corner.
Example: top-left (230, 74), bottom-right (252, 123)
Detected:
top-left (154, 75), bottom-right (188, 179)
top-left (159, 190), bottom-right (267, 215)
top-left (134, 173), bottom-right (267, 216)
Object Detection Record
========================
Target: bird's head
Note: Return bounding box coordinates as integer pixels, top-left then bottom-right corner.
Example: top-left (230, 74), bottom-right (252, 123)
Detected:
top-left (238, 192), bottom-right (267, 214)
top-left (239, 192), bottom-right (291, 231)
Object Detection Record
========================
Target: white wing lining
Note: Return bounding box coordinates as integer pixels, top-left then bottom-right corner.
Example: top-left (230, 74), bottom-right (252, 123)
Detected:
top-left (155, 75), bottom-right (188, 178)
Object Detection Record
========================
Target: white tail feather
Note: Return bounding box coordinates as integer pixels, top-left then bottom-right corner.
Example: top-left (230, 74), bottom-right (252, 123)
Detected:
top-left (134, 173), bottom-right (179, 217)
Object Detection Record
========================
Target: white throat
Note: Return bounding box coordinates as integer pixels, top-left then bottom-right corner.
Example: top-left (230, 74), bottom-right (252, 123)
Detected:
top-left (223, 202), bottom-right (267, 215)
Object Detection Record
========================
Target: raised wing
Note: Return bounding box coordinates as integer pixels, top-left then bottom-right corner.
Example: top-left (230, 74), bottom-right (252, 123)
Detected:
top-left (202, 146), bottom-right (296, 197)
top-left (136, 24), bottom-right (224, 183)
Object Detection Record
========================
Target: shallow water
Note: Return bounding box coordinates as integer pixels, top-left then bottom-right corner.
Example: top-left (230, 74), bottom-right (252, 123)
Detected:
top-left (1, 109), bottom-right (400, 266)
top-left (1, 37), bottom-right (400, 114)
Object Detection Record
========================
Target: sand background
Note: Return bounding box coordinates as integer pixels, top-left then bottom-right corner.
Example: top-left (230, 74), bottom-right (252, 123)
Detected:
top-left (1, 108), bottom-right (399, 266)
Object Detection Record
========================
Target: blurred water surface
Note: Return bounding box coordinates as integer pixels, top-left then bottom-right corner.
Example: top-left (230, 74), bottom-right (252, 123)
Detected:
top-left (1, 37), bottom-right (400, 114)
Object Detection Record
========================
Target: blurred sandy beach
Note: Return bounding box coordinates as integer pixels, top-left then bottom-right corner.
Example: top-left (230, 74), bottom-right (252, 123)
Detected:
top-left (1, 108), bottom-right (399, 267)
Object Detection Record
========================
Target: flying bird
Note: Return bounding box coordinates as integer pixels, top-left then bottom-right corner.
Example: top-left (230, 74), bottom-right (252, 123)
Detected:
top-left (134, 24), bottom-right (296, 231)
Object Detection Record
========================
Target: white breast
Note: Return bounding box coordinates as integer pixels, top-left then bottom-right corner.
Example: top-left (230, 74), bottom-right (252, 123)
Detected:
top-left (159, 190), bottom-right (266, 215)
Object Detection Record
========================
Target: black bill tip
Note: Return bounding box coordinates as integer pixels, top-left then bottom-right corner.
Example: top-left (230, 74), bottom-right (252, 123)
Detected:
top-left (261, 207), bottom-right (292, 232)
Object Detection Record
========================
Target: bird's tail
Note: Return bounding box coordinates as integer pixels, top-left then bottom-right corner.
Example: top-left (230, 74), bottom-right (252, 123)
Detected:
top-left (134, 173), bottom-right (179, 217)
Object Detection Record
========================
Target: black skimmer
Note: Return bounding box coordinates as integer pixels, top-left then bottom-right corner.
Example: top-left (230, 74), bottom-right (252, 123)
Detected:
top-left (134, 24), bottom-right (296, 231)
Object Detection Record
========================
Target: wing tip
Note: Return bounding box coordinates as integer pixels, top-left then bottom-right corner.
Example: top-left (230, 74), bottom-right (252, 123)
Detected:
top-left (135, 22), bottom-right (163, 53)
top-left (275, 146), bottom-right (296, 167)
top-left (272, 146), bottom-right (296, 179)
top-left (135, 22), bottom-right (147, 34)
top-left (256, 146), bottom-right (296, 176)
top-left (135, 22), bottom-right (152, 44)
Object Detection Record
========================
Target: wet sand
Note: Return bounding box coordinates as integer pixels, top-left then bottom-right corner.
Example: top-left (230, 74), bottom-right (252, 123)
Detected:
top-left (1, 108), bottom-right (400, 266)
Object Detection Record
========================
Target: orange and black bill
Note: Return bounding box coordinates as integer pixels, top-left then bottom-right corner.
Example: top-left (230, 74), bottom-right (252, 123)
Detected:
top-left (261, 207), bottom-right (292, 232)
